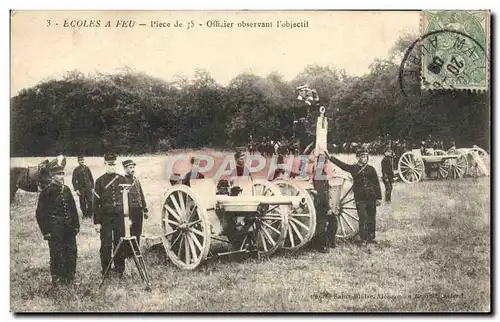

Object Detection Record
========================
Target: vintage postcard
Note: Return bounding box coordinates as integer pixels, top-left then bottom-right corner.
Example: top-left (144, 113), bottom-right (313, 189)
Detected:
top-left (10, 10), bottom-right (491, 312)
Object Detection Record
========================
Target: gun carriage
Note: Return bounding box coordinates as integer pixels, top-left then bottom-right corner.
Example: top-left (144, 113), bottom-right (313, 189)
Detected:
top-left (161, 178), bottom-right (313, 269)
top-left (397, 146), bottom-right (489, 184)
top-left (159, 85), bottom-right (359, 270)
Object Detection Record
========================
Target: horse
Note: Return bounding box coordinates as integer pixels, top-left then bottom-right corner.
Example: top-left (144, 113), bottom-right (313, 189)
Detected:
top-left (10, 155), bottom-right (67, 204)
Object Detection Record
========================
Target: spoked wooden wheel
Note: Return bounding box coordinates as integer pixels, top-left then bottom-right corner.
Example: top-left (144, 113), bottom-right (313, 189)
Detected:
top-left (434, 150), bottom-right (451, 179)
top-left (161, 185), bottom-right (211, 270)
top-left (336, 177), bottom-right (359, 240)
top-left (275, 181), bottom-right (317, 250)
top-left (249, 180), bottom-right (288, 256)
top-left (471, 147), bottom-right (490, 176)
top-left (398, 151), bottom-right (425, 183)
top-left (447, 150), bottom-right (468, 179)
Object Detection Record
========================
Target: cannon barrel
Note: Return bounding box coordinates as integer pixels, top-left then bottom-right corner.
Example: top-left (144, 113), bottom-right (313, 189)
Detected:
top-left (421, 155), bottom-right (458, 162)
top-left (215, 195), bottom-right (306, 212)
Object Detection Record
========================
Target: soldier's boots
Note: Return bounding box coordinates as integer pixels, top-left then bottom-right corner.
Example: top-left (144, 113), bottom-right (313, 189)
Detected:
top-left (51, 275), bottom-right (60, 286)
top-left (52, 275), bottom-right (76, 286)
top-left (112, 267), bottom-right (125, 278)
top-left (317, 236), bottom-right (331, 253)
top-left (355, 239), bottom-right (368, 247)
top-left (317, 244), bottom-right (329, 253)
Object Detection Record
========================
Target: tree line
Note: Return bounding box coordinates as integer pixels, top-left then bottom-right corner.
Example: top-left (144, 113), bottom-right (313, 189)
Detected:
top-left (10, 34), bottom-right (490, 157)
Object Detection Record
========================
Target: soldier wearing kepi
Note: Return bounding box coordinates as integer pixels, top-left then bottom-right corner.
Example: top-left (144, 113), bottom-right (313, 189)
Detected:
top-left (93, 153), bottom-right (127, 276)
top-left (35, 165), bottom-right (80, 285)
top-left (122, 159), bottom-right (149, 246)
top-left (233, 150), bottom-right (250, 177)
top-left (381, 148), bottom-right (395, 203)
top-left (72, 156), bottom-right (94, 218)
top-left (324, 147), bottom-right (382, 246)
top-left (182, 156), bottom-right (206, 187)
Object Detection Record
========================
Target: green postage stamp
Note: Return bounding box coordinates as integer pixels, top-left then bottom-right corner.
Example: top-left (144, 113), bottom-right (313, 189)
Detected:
top-left (420, 10), bottom-right (490, 91)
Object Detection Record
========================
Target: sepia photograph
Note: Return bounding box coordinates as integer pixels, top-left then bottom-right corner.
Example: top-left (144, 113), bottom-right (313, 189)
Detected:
top-left (9, 9), bottom-right (490, 312)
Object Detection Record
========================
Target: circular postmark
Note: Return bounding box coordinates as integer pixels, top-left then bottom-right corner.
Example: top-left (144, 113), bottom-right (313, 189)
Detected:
top-left (399, 29), bottom-right (487, 96)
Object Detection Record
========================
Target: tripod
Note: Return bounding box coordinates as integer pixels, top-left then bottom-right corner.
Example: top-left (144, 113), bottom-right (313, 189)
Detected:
top-left (99, 184), bottom-right (152, 290)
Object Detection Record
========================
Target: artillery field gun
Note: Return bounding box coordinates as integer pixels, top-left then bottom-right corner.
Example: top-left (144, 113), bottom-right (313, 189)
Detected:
top-left (158, 86), bottom-right (360, 270)
top-left (397, 145), bottom-right (489, 183)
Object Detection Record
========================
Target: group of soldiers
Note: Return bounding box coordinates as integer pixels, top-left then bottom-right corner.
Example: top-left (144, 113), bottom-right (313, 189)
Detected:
top-left (247, 134), bottom-right (453, 164)
top-left (35, 154), bottom-right (149, 285)
top-left (34, 144), bottom-right (397, 284)
top-left (247, 136), bottom-right (296, 157)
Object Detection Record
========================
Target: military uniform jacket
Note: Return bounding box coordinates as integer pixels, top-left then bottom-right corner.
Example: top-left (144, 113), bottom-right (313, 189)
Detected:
top-left (35, 183), bottom-right (80, 236)
top-left (329, 156), bottom-right (382, 201)
top-left (232, 165), bottom-right (252, 178)
top-left (72, 165), bottom-right (94, 192)
top-left (312, 177), bottom-right (331, 210)
top-left (124, 174), bottom-right (148, 212)
top-left (381, 156), bottom-right (395, 183)
top-left (93, 173), bottom-right (127, 224)
top-left (182, 171), bottom-right (205, 187)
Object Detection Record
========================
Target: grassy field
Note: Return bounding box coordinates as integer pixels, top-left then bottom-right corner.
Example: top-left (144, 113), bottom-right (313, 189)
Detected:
top-left (10, 152), bottom-right (491, 312)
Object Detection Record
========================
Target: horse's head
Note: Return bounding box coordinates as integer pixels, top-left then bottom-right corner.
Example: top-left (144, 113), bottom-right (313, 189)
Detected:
top-left (38, 159), bottom-right (50, 168)
top-left (45, 155), bottom-right (67, 172)
top-left (37, 155), bottom-right (67, 186)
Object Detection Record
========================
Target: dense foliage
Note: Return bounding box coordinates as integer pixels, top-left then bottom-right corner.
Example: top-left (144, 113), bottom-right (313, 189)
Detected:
top-left (11, 35), bottom-right (490, 157)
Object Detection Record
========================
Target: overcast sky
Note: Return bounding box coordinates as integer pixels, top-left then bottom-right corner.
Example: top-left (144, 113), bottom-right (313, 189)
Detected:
top-left (10, 10), bottom-right (419, 96)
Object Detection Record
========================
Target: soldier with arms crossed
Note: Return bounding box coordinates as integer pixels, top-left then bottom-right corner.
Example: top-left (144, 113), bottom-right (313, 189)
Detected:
top-left (36, 165), bottom-right (80, 285)
top-left (72, 156), bottom-right (94, 218)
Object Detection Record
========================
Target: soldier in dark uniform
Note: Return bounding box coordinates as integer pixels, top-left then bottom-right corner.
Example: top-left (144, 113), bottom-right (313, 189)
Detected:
top-left (324, 147), bottom-right (382, 245)
top-left (269, 154), bottom-right (286, 181)
top-left (183, 156), bottom-right (205, 187)
top-left (35, 165), bottom-right (80, 285)
top-left (381, 148), bottom-right (395, 203)
top-left (122, 159), bottom-right (149, 246)
top-left (72, 156), bottom-right (94, 218)
top-left (233, 150), bottom-right (251, 178)
top-left (268, 154), bottom-right (299, 181)
top-left (222, 150), bottom-right (251, 196)
top-left (311, 155), bottom-right (338, 253)
top-left (93, 153), bottom-right (127, 276)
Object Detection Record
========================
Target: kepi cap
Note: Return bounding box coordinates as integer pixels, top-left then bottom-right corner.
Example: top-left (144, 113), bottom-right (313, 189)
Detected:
top-left (234, 150), bottom-right (246, 159)
top-left (104, 153), bottom-right (117, 163)
top-left (122, 159), bottom-right (136, 168)
top-left (50, 165), bottom-right (65, 175)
